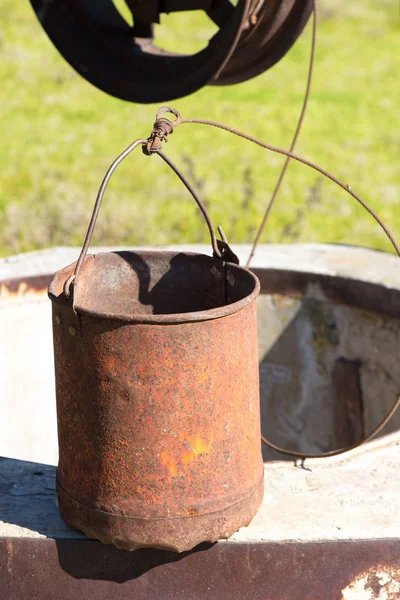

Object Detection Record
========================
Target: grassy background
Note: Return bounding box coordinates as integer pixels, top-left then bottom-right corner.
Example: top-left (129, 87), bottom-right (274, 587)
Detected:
top-left (0, 0), bottom-right (399, 258)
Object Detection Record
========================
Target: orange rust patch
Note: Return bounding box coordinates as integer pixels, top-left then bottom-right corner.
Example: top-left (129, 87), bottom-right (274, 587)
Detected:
top-left (0, 281), bottom-right (47, 301)
top-left (192, 436), bottom-right (211, 455)
top-left (182, 450), bottom-right (196, 465)
top-left (180, 434), bottom-right (213, 465)
top-left (106, 355), bottom-right (116, 370)
top-left (7, 539), bottom-right (13, 574)
top-left (161, 435), bottom-right (213, 472)
top-left (160, 451), bottom-right (178, 477)
top-left (186, 507), bottom-right (199, 516)
top-left (197, 369), bottom-right (209, 384)
top-left (341, 565), bottom-right (400, 599)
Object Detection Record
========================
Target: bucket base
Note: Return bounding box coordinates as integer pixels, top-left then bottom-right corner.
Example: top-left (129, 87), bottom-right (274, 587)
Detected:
top-left (56, 476), bottom-right (264, 553)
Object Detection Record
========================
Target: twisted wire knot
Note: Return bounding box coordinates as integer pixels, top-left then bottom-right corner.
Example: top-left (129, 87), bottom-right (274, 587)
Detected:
top-left (143, 118), bottom-right (174, 155)
top-left (143, 106), bottom-right (182, 156)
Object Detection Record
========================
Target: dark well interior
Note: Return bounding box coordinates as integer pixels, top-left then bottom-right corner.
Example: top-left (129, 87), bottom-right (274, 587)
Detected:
top-left (51, 251), bottom-right (258, 317)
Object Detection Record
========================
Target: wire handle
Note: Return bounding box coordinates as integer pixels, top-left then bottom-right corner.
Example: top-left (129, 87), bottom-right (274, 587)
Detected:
top-left (63, 132), bottom-right (236, 298)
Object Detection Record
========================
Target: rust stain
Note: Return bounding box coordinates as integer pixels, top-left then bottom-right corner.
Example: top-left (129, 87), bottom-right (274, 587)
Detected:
top-left (6, 539), bottom-right (13, 574)
top-left (0, 276), bottom-right (50, 301)
top-left (162, 435), bottom-right (212, 471)
top-left (182, 450), bottom-right (195, 465)
top-left (197, 369), bottom-right (209, 385)
top-left (0, 282), bottom-right (46, 300)
top-left (341, 565), bottom-right (400, 599)
top-left (185, 506), bottom-right (199, 516)
top-left (180, 433), bottom-right (213, 465)
top-left (192, 436), bottom-right (212, 455)
top-left (106, 355), bottom-right (116, 370)
top-left (160, 451), bottom-right (178, 477)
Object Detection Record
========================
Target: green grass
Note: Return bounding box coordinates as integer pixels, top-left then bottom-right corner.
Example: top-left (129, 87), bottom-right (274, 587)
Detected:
top-left (0, 0), bottom-right (399, 257)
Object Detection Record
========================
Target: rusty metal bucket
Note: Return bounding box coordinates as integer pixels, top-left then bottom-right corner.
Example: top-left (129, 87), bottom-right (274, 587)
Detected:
top-left (48, 141), bottom-right (263, 552)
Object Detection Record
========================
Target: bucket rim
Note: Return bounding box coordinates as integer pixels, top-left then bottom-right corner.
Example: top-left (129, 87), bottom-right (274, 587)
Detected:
top-left (48, 250), bottom-right (260, 324)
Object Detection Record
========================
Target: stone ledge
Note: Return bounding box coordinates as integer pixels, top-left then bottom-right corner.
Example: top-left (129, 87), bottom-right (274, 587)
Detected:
top-left (1, 243), bottom-right (400, 290)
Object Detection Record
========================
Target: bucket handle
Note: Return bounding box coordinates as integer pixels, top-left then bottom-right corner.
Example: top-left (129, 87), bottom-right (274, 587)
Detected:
top-left (64, 136), bottom-right (236, 298)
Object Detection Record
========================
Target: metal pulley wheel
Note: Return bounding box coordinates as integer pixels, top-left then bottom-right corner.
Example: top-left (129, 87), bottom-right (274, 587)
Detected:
top-left (30, 0), bottom-right (313, 103)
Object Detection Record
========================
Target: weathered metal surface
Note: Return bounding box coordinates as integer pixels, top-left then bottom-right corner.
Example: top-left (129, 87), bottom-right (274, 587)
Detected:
top-left (49, 250), bottom-right (263, 552)
top-left (2, 537), bottom-right (400, 600)
top-left (29, 0), bottom-right (312, 103)
top-left (0, 275), bottom-right (50, 300)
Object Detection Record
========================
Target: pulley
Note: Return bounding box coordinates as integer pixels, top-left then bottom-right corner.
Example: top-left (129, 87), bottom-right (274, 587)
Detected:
top-left (30, 0), bottom-right (312, 103)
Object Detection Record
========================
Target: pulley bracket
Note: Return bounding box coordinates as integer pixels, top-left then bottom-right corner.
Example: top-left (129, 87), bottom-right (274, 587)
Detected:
top-left (30, 0), bottom-right (313, 103)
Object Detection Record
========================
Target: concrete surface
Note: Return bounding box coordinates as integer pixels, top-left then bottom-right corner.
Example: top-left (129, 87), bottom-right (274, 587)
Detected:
top-left (1, 243), bottom-right (400, 285)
